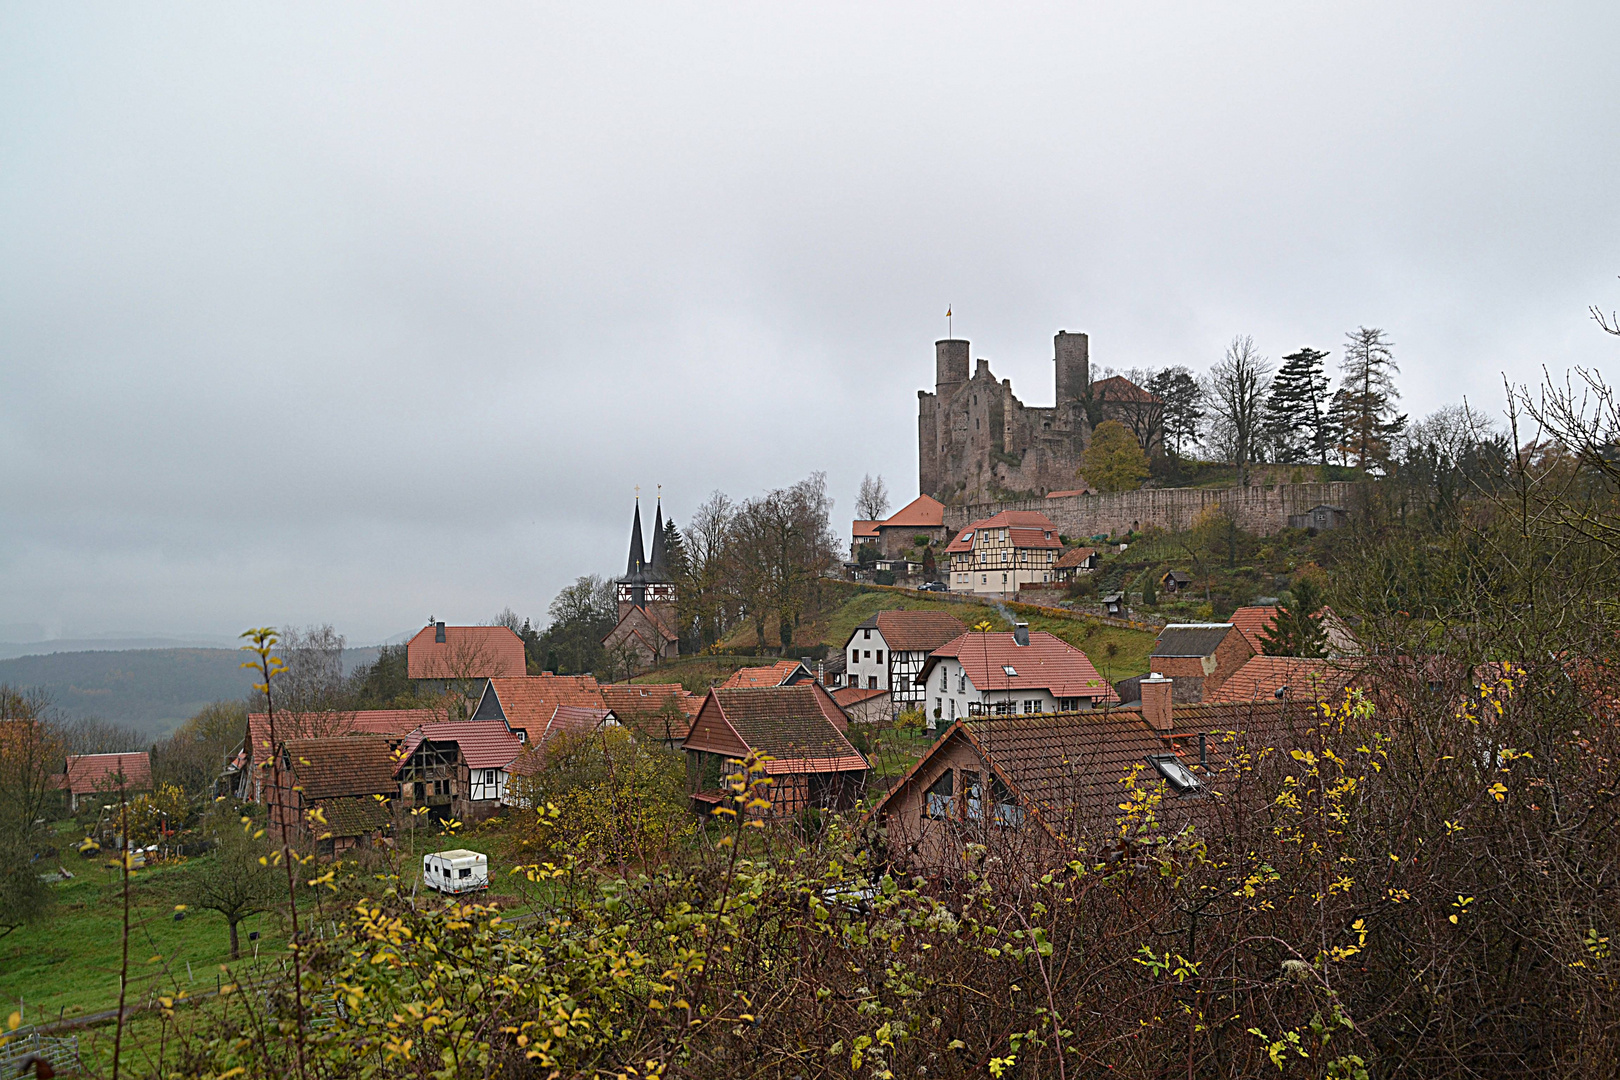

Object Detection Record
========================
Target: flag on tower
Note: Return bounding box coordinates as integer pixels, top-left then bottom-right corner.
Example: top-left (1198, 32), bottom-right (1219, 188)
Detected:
top-left (945, 307), bottom-right (951, 317)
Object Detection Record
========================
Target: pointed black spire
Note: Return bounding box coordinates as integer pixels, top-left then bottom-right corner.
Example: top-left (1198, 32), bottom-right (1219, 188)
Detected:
top-left (625, 497), bottom-right (646, 576)
top-left (649, 494), bottom-right (667, 577)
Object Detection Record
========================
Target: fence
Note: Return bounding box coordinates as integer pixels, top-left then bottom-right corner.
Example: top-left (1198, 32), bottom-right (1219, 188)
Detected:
top-left (1, 1031), bottom-right (81, 1074)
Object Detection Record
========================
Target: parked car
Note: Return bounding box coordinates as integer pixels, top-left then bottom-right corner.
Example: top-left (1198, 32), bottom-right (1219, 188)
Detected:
top-left (918, 581), bottom-right (949, 592)
top-left (422, 848), bottom-right (489, 894)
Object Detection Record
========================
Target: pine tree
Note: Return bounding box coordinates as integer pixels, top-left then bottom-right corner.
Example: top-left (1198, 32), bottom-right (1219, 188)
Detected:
top-left (1262, 347), bottom-right (1332, 465)
top-left (1258, 578), bottom-right (1329, 658)
top-left (1332, 327), bottom-right (1407, 473)
top-left (1148, 367), bottom-right (1205, 458)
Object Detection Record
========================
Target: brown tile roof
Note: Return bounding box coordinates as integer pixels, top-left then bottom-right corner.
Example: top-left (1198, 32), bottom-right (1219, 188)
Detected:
top-left (719, 661), bottom-right (810, 688)
top-left (874, 698), bottom-right (1297, 836)
top-left (1091, 374), bottom-right (1158, 403)
top-left (600, 683), bottom-right (700, 740)
top-left (853, 610), bottom-right (967, 653)
top-left (280, 736), bottom-right (398, 801)
top-left (247, 709), bottom-right (436, 766)
top-left (926, 631), bottom-right (1119, 702)
top-left (831, 686), bottom-right (889, 708)
top-left (852, 520), bottom-right (881, 539)
top-left (880, 495), bottom-right (945, 528)
top-left (314, 796), bottom-right (392, 839)
top-left (685, 686), bottom-right (868, 774)
top-left (1151, 624), bottom-right (1238, 658)
top-left (1204, 655), bottom-right (1361, 704)
top-left (63, 753), bottom-right (151, 796)
top-left (406, 625), bottom-right (526, 680)
top-left (1045, 488), bottom-right (1093, 498)
top-left (944, 511), bottom-right (1061, 553)
top-left (1054, 546), bottom-right (1099, 569)
top-left (394, 721), bottom-right (525, 772)
top-left (481, 675), bottom-right (605, 735)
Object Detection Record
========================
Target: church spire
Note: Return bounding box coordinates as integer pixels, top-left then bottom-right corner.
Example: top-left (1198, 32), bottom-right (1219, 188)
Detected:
top-left (625, 495), bottom-right (646, 577)
top-left (649, 490), bottom-right (667, 577)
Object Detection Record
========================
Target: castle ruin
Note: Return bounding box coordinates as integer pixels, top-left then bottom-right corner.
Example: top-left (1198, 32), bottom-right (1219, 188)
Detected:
top-left (918, 331), bottom-right (1099, 504)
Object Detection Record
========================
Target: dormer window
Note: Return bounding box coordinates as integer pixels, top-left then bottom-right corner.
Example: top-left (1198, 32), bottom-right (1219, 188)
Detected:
top-left (1148, 754), bottom-right (1201, 795)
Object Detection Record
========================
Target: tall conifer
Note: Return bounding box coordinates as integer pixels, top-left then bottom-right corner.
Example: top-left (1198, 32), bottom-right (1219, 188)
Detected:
top-left (1262, 347), bottom-right (1332, 465)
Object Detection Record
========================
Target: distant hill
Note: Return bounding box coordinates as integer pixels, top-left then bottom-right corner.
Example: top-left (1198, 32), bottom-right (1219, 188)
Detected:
top-left (0, 647), bottom-right (379, 740)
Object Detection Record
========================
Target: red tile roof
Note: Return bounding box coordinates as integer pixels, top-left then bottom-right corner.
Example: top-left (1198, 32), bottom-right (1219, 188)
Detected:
top-left (852, 520), bottom-right (881, 540)
top-left (63, 752), bottom-right (152, 796)
top-left (1091, 374), bottom-right (1158, 403)
top-left (684, 686), bottom-right (867, 775)
top-left (880, 495), bottom-right (945, 529)
top-left (1045, 488), bottom-right (1093, 498)
top-left (1203, 655), bottom-right (1361, 704)
top-left (719, 661), bottom-right (810, 688)
top-left (925, 631), bottom-right (1119, 702)
top-left (406, 625), bottom-right (526, 680)
top-left (945, 511), bottom-right (1061, 553)
top-left (1228, 606), bottom-right (1279, 653)
top-left (831, 686), bottom-right (889, 708)
top-left (480, 675), bottom-right (605, 735)
top-left (395, 720), bottom-right (526, 772)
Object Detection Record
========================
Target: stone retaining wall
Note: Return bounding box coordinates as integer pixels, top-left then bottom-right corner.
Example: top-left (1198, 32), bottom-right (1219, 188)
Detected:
top-left (941, 482), bottom-right (1364, 538)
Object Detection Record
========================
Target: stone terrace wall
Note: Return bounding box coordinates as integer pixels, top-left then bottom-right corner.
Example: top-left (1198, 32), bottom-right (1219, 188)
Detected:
top-left (940, 482), bottom-right (1364, 538)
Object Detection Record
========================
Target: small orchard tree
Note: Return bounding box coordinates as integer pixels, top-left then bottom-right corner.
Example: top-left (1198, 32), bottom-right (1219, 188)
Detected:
top-left (181, 800), bottom-right (282, 960)
top-left (1083, 420), bottom-right (1150, 492)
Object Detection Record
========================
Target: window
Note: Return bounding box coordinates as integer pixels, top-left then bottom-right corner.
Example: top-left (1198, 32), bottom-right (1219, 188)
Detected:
top-left (964, 773), bottom-right (983, 820)
top-left (875, 650), bottom-right (883, 665)
top-left (981, 575), bottom-right (987, 584)
top-left (868, 676), bottom-right (878, 689)
top-left (1148, 754), bottom-right (1202, 795)
top-left (940, 668), bottom-right (948, 691)
top-left (895, 674), bottom-right (909, 692)
top-left (1058, 697), bottom-right (1079, 712)
top-left (957, 674), bottom-right (966, 693)
top-left (459, 867), bottom-right (471, 878)
top-left (484, 769), bottom-right (496, 785)
top-left (864, 650), bottom-right (871, 660)
top-left (1002, 665), bottom-right (1018, 677)
top-left (851, 651), bottom-right (858, 667)
top-left (863, 629), bottom-right (871, 640)
top-left (926, 770), bottom-right (954, 819)
top-left (948, 698), bottom-right (957, 720)
top-left (993, 701), bottom-right (1016, 716)
top-left (991, 775), bottom-right (1024, 827)
top-left (1023, 699), bottom-right (1040, 714)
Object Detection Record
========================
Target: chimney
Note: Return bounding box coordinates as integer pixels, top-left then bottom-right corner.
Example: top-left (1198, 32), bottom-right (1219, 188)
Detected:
top-left (435, 621), bottom-right (446, 644)
top-left (1141, 672), bottom-right (1173, 732)
top-left (1013, 622), bottom-right (1029, 647)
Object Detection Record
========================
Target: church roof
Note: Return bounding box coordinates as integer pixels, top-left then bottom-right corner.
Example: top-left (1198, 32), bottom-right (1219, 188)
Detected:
top-left (649, 499), bottom-right (667, 575)
top-left (625, 498), bottom-right (647, 577)
top-left (621, 495), bottom-right (672, 585)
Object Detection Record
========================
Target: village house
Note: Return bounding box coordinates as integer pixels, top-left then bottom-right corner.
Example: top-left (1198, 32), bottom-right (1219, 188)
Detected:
top-left (1052, 546), bottom-right (1100, 583)
top-left (874, 677), bottom-right (1298, 873)
top-left (841, 609), bottom-right (967, 701)
top-left (235, 708), bottom-right (437, 803)
top-left (407, 622), bottom-right (526, 680)
top-left (61, 752), bottom-right (152, 813)
top-left (945, 510), bottom-right (1063, 596)
top-left (920, 624), bottom-right (1118, 729)
top-left (470, 673), bottom-right (607, 742)
top-left (682, 685), bottom-right (868, 817)
top-left (1147, 623), bottom-right (1255, 702)
top-left (264, 736), bottom-right (396, 857)
top-left (394, 719), bottom-right (530, 824)
top-left (850, 519), bottom-right (880, 555)
top-left (1228, 604), bottom-right (1361, 658)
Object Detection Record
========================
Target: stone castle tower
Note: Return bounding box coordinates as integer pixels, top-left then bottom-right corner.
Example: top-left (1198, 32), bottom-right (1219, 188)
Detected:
top-left (918, 331), bottom-right (1095, 504)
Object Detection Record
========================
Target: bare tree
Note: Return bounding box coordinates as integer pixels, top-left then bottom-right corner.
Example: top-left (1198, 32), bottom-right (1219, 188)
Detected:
top-left (1203, 335), bottom-right (1273, 485)
top-left (855, 474), bottom-right (891, 521)
top-left (682, 490), bottom-right (736, 647)
top-left (1593, 277), bottom-right (1620, 336)
top-left (180, 800), bottom-right (282, 959)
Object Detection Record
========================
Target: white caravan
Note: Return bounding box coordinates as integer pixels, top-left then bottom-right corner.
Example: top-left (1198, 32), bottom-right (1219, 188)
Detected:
top-left (421, 849), bottom-right (489, 894)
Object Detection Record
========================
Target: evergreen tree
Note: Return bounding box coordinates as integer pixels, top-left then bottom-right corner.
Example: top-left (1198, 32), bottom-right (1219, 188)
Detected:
top-left (1332, 327), bottom-right (1407, 473)
top-left (1147, 367), bottom-right (1205, 458)
top-left (1262, 347), bottom-right (1332, 464)
top-left (1258, 578), bottom-right (1329, 658)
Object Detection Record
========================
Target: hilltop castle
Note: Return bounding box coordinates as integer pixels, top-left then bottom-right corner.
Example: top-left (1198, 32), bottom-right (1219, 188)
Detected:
top-left (921, 330), bottom-right (1156, 504)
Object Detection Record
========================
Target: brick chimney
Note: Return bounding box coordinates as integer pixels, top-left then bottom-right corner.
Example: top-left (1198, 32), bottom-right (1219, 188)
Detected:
top-left (1141, 673), bottom-right (1173, 732)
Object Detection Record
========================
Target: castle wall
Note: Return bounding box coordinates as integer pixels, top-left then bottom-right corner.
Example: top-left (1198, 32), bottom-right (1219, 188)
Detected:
top-left (941, 482), bottom-right (1364, 539)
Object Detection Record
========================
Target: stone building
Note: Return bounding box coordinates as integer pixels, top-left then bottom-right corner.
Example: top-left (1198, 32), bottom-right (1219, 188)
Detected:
top-left (918, 330), bottom-right (1156, 504)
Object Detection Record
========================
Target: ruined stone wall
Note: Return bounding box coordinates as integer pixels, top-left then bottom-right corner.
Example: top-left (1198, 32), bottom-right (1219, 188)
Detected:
top-left (940, 482), bottom-right (1364, 538)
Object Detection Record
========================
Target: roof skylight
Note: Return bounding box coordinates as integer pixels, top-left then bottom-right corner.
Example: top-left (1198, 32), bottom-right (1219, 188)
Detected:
top-left (1149, 754), bottom-right (1201, 794)
top-left (1002, 665), bottom-right (1018, 676)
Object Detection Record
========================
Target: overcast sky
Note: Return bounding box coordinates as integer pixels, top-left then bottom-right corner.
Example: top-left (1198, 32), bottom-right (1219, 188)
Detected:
top-left (2, 3), bottom-right (1617, 645)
